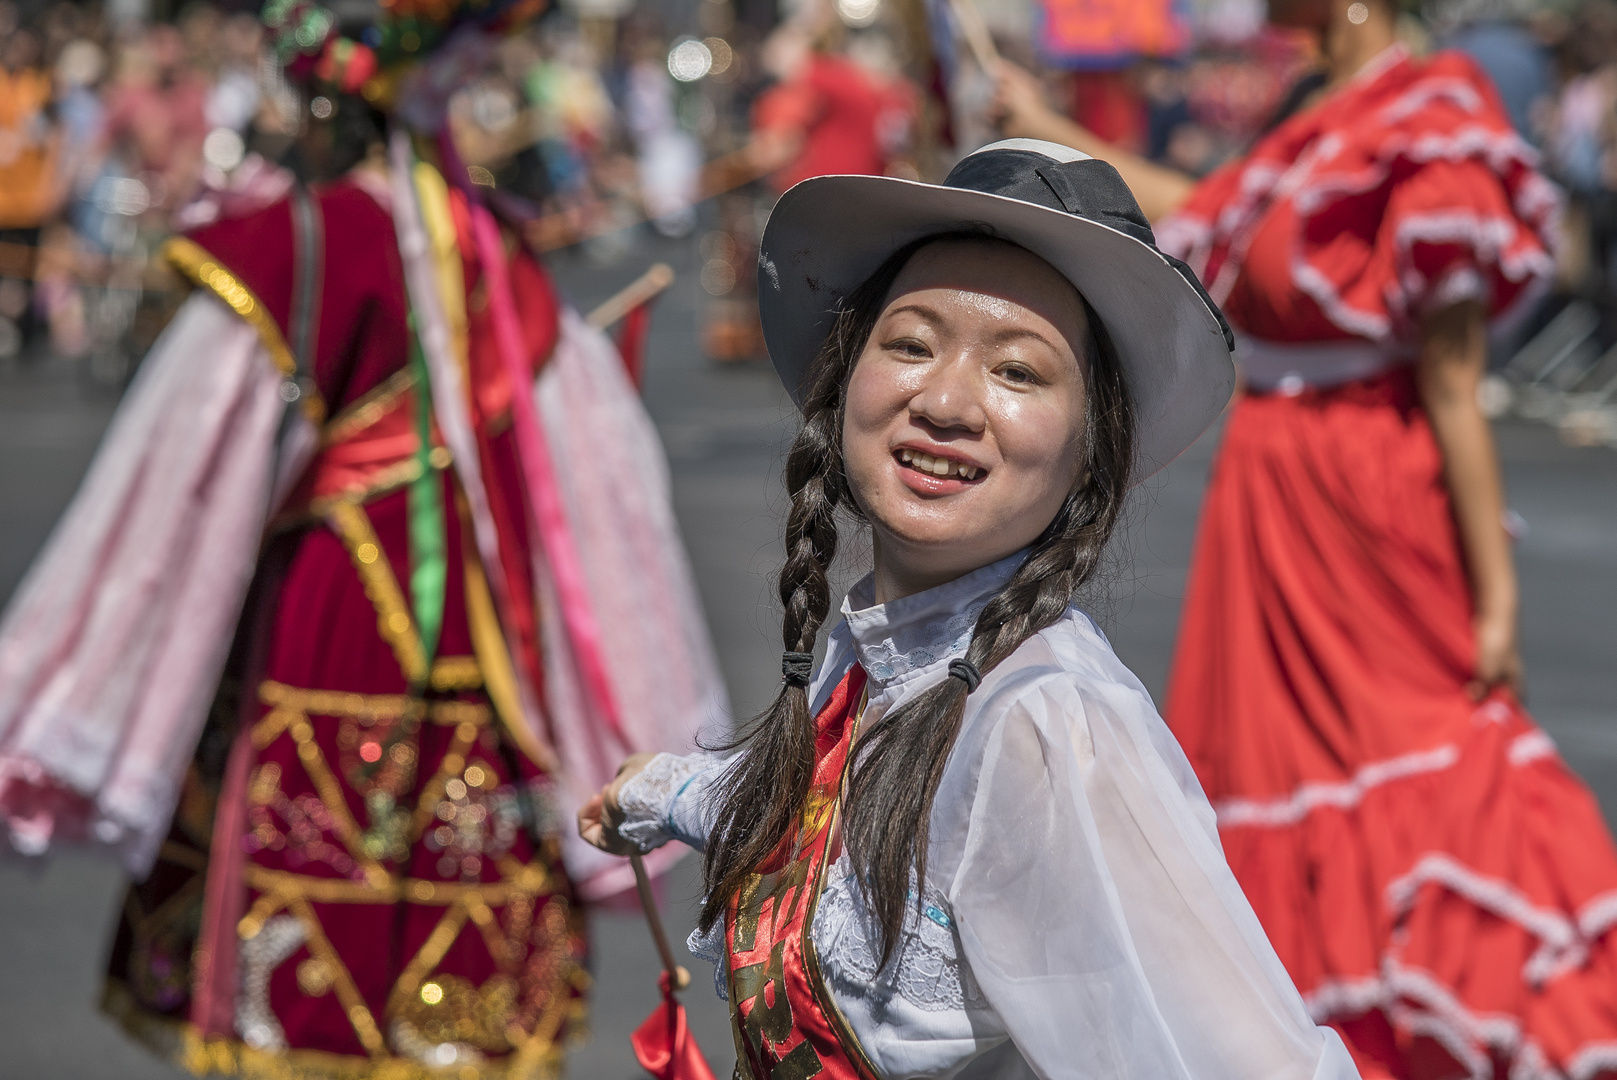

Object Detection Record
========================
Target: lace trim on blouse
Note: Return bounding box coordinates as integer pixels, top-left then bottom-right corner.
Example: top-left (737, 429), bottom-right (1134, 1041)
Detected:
top-left (616, 752), bottom-right (712, 853)
top-left (812, 855), bottom-right (987, 1016)
top-left (859, 606), bottom-right (984, 684)
top-left (683, 857), bottom-right (986, 1016)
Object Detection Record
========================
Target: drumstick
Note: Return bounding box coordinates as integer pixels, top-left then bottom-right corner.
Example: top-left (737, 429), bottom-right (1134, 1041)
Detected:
top-left (630, 852), bottom-right (692, 991)
top-left (586, 263), bottom-right (676, 330)
top-left (948, 0), bottom-right (1000, 73)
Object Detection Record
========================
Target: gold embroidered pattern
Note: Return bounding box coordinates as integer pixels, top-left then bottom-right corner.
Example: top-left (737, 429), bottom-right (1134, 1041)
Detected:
top-left (283, 711), bottom-right (392, 886)
top-left (327, 500), bottom-right (430, 687)
top-left (257, 680), bottom-right (491, 728)
top-left (102, 980), bottom-right (573, 1080)
top-left (162, 236), bottom-right (326, 424)
top-left (242, 862), bottom-right (552, 907)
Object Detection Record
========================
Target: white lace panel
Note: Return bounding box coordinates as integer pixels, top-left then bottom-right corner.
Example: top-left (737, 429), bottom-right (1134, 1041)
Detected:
top-left (858, 605), bottom-right (984, 685)
top-left (687, 917), bottom-right (729, 1001)
top-left (812, 855), bottom-right (988, 1016)
top-left (615, 752), bottom-right (714, 852)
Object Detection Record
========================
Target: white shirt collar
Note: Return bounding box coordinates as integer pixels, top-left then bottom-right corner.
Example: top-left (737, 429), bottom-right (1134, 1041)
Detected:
top-left (837, 550), bottom-right (1028, 695)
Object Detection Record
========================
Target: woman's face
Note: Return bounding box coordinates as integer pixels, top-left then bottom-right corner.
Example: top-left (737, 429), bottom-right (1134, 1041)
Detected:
top-left (843, 239), bottom-right (1091, 599)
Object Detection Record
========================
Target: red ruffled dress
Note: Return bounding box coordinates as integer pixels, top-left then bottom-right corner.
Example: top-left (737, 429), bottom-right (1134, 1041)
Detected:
top-left (1160, 46), bottom-right (1617, 1080)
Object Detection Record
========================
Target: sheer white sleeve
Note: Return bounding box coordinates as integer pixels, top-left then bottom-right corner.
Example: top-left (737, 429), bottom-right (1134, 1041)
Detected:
top-left (946, 646), bottom-right (1359, 1080)
top-left (614, 751), bottom-right (730, 853)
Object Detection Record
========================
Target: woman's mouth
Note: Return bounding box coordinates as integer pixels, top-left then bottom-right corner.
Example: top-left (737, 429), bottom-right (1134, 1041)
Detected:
top-left (894, 447), bottom-right (986, 494)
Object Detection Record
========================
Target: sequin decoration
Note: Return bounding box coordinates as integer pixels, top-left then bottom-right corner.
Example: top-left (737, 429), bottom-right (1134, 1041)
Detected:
top-left (244, 763), bottom-right (361, 879)
top-left (335, 711), bottom-right (419, 864)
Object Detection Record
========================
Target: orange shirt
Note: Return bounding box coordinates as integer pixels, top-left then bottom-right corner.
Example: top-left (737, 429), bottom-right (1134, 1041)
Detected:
top-left (0, 67), bottom-right (55, 228)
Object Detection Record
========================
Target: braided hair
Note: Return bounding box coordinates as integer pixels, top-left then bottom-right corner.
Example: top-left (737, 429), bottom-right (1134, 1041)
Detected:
top-left (700, 233), bottom-right (1136, 964)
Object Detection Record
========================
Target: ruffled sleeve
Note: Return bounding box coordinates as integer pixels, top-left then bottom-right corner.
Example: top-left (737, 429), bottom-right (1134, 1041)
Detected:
top-left (1375, 154), bottom-right (1556, 325)
top-left (1157, 46), bottom-right (1560, 347)
top-left (614, 751), bottom-right (731, 853)
top-left (945, 658), bottom-right (1359, 1080)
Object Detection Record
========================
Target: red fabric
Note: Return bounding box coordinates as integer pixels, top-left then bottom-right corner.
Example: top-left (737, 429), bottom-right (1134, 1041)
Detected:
top-left (188, 181), bottom-right (413, 408)
top-left (1069, 69), bottom-right (1146, 153)
top-left (753, 53), bottom-right (914, 191)
top-left (1166, 370), bottom-right (1617, 1078)
top-left (109, 180), bottom-right (587, 1073)
top-left (1161, 44), bottom-right (1617, 1080)
top-left (725, 666), bottom-right (874, 1080)
top-left (615, 302), bottom-right (654, 390)
top-left (632, 971), bottom-right (718, 1080)
top-left (1158, 46), bottom-right (1558, 349)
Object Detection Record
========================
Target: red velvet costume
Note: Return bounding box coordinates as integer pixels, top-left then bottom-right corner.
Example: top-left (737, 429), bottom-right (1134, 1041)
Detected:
top-left (1160, 46), bottom-right (1617, 1079)
top-left (103, 178), bottom-right (588, 1080)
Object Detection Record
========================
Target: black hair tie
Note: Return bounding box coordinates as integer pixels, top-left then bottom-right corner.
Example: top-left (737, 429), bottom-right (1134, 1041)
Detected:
top-left (782, 651), bottom-right (815, 687)
top-left (948, 658), bottom-right (982, 693)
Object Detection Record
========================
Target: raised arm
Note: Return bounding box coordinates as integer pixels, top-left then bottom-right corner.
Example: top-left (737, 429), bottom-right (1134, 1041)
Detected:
top-left (992, 62), bottom-right (1197, 224)
top-left (1416, 299), bottom-right (1522, 700)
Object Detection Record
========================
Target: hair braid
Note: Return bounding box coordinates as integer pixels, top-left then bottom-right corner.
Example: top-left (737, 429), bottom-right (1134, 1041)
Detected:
top-left (697, 260), bottom-right (894, 932)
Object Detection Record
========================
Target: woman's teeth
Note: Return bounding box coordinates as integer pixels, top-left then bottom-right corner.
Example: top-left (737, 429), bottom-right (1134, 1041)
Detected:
top-left (898, 448), bottom-right (979, 480)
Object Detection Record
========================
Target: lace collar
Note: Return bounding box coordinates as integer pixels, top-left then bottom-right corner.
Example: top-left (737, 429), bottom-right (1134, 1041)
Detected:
top-left (839, 550), bottom-right (1027, 692)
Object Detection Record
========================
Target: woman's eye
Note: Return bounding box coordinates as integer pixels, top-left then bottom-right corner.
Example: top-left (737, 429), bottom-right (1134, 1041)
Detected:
top-left (884, 338), bottom-right (930, 358)
top-left (997, 364), bottom-right (1039, 385)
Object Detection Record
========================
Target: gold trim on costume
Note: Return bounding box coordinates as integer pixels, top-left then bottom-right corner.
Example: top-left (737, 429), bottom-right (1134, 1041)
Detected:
top-left (802, 689), bottom-right (884, 1080)
top-left (321, 367), bottom-right (418, 446)
top-left (430, 655), bottom-right (484, 692)
top-left (306, 452), bottom-right (453, 520)
top-left (287, 894), bottom-right (388, 1056)
top-left (327, 500), bottom-right (430, 687)
top-left (162, 236), bottom-right (327, 424)
top-left (242, 863), bottom-right (553, 907)
top-left (255, 680), bottom-right (490, 731)
top-left (101, 980), bottom-right (572, 1080)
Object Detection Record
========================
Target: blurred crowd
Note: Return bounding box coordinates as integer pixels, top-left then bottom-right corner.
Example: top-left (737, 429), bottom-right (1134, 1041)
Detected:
top-left (3, 0), bottom-right (1617, 369)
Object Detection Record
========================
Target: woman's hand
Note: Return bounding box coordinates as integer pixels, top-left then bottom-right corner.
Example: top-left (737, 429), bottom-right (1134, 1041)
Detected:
top-left (1471, 608), bottom-right (1524, 702)
top-left (577, 752), bottom-right (659, 856)
top-left (990, 60), bottom-right (1196, 223)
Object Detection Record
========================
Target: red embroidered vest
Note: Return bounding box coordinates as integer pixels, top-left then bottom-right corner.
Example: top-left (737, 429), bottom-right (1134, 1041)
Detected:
top-left (725, 667), bottom-right (878, 1080)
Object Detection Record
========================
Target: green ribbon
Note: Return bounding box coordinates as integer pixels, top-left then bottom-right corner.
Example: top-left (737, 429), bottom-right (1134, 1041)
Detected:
top-left (407, 327), bottom-right (447, 669)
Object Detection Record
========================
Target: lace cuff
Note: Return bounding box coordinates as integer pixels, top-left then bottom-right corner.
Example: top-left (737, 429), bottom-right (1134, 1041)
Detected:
top-left (687, 918), bottom-right (729, 1000)
top-left (615, 752), bottom-right (720, 853)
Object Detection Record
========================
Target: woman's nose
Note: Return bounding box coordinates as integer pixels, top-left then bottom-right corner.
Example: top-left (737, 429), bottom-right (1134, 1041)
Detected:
top-left (908, 353), bottom-right (987, 433)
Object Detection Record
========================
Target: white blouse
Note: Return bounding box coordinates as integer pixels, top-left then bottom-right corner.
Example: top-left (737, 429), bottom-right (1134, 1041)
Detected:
top-left (617, 553), bottom-right (1359, 1080)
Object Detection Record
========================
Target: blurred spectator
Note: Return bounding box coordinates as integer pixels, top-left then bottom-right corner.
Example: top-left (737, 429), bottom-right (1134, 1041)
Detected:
top-left (1545, 0), bottom-right (1617, 297)
top-left (1437, 1), bottom-right (1554, 140)
top-left (0, 7), bottom-right (58, 356)
top-left (100, 24), bottom-right (209, 213)
top-left (748, 19), bottom-right (917, 192)
top-left (622, 24), bottom-right (701, 236)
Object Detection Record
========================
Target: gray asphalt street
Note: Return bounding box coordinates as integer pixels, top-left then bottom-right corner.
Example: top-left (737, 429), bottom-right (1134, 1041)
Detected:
top-left (0, 226), bottom-right (1613, 1080)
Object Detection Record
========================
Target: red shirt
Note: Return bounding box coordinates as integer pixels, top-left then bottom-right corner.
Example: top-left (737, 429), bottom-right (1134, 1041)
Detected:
top-left (753, 52), bottom-right (913, 191)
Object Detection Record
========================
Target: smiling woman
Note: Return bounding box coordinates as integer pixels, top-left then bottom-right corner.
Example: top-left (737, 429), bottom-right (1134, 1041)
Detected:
top-left (578, 140), bottom-right (1358, 1080)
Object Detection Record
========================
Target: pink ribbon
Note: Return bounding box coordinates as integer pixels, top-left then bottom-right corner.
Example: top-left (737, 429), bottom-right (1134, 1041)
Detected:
top-left (447, 146), bottom-right (625, 744)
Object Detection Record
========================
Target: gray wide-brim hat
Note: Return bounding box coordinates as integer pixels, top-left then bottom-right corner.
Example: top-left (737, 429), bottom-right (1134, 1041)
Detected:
top-left (756, 138), bottom-right (1236, 478)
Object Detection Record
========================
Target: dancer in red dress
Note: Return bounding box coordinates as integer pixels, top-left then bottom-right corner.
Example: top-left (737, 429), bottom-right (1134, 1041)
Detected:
top-left (996, 1), bottom-right (1617, 1077)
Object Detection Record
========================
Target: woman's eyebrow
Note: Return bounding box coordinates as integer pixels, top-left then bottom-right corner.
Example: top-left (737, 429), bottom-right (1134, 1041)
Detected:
top-left (990, 325), bottom-right (1063, 352)
top-left (881, 302), bottom-right (943, 324)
